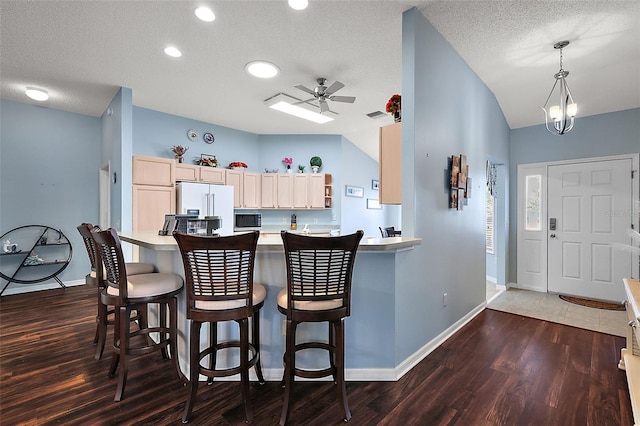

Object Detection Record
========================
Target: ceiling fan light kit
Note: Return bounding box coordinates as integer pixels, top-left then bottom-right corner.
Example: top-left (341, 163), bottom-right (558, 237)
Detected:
top-left (265, 93), bottom-right (334, 124)
top-left (541, 40), bottom-right (577, 135)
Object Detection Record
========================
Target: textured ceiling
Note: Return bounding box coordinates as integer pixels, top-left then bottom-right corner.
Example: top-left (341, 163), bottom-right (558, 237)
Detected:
top-left (1, 1), bottom-right (638, 161)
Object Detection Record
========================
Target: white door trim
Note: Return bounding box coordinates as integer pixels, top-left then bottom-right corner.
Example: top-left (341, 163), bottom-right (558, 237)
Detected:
top-left (99, 161), bottom-right (111, 229)
top-left (516, 153), bottom-right (639, 292)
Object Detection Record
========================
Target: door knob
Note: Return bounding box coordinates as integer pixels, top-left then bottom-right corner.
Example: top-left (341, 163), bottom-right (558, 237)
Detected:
top-left (550, 234), bottom-right (556, 238)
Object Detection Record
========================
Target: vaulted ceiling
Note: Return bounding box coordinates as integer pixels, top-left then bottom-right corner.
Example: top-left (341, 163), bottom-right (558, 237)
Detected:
top-left (1, 1), bottom-right (638, 160)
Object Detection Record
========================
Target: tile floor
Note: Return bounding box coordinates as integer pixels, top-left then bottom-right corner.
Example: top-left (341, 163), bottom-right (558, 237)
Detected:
top-left (486, 285), bottom-right (627, 338)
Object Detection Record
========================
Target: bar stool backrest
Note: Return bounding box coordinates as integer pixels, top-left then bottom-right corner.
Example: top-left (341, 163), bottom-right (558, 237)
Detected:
top-left (281, 230), bottom-right (363, 316)
top-left (77, 223), bottom-right (100, 273)
top-left (173, 231), bottom-right (259, 318)
top-left (91, 228), bottom-right (129, 299)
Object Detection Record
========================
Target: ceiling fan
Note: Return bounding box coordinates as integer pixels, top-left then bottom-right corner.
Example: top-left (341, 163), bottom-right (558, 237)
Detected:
top-left (294, 78), bottom-right (356, 113)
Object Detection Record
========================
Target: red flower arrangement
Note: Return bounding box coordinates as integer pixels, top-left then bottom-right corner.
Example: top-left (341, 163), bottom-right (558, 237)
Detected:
top-left (385, 94), bottom-right (401, 114)
top-left (229, 161), bottom-right (248, 169)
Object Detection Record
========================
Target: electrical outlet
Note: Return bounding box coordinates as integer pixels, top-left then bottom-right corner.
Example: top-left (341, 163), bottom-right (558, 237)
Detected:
top-left (314, 218), bottom-right (318, 224)
top-left (281, 217), bottom-right (286, 224)
top-left (332, 214), bottom-right (337, 221)
top-left (442, 293), bottom-right (448, 307)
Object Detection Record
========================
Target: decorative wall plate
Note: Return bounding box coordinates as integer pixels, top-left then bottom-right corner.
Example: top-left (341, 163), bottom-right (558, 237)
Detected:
top-left (187, 129), bottom-right (199, 141)
top-left (203, 132), bottom-right (215, 144)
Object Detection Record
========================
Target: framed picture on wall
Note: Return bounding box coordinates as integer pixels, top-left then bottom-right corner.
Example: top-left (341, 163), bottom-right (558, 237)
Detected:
top-left (345, 185), bottom-right (364, 198)
top-left (367, 199), bottom-right (381, 209)
top-left (450, 155), bottom-right (460, 187)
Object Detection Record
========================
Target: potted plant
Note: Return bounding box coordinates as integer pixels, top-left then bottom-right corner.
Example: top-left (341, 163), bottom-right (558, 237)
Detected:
top-left (298, 164), bottom-right (305, 173)
top-left (310, 156), bottom-right (322, 173)
top-left (282, 157), bottom-right (293, 173)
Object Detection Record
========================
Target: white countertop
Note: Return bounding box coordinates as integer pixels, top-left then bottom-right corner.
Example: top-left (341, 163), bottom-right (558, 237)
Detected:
top-left (119, 231), bottom-right (421, 253)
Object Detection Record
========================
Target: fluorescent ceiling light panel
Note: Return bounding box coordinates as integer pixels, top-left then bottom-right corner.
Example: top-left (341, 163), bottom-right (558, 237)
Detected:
top-left (25, 88), bottom-right (48, 101)
top-left (265, 93), bottom-right (334, 124)
top-left (164, 46), bottom-right (182, 57)
top-left (245, 61), bottom-right (279, 78)
top-left (195, 6), bottom-right (215, 22)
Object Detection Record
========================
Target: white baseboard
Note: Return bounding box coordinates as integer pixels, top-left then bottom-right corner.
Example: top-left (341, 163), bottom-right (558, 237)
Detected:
top-left (486, 275), bottom-right (497, 284)
top-left (1, 279), bottom-right (85, 296)
top-left (393, 301), bottom-right (486, 380)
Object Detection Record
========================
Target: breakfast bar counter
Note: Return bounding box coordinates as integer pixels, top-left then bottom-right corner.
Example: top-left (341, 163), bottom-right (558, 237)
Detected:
top-left (119, 231), bottom-right (421, 381)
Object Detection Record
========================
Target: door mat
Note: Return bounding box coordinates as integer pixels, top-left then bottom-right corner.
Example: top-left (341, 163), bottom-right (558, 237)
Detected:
top-left (559, 295), bottom-right (625, 311)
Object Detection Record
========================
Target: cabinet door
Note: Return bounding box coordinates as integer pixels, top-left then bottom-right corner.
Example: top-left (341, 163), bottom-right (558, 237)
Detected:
top-left (132, 184), bottom-right (175, 232)
top-left (308, 174), bottom-right (326, 208)
top-left (200, 167), bottom-right (225, 184)
top-left (277, 174), bottom-right (293, 208)
top-left (379, 122), bottom-right (401, 204)
top-left (175, 164), bottom-right (199, 182)
top-left (261, 174), bottom-right (277, 208)
top-left (225, 169), bottom-right (243, 208)
top-left (133, 156), bottom-right (175, 186)
top-left (292, 174), bottom-right (309, 208)
top-left (243, 172), bottom-right (261, 208)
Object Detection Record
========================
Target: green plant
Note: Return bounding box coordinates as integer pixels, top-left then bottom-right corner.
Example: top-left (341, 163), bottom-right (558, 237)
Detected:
top-left (310, 156), bottom-right (322, 167)
top-left (298, 164), bottom-right (305, 171)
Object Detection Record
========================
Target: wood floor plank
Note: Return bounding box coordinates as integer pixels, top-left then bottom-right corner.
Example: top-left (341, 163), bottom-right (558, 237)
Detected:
top-left (0, 286), bottom-right (634, 425)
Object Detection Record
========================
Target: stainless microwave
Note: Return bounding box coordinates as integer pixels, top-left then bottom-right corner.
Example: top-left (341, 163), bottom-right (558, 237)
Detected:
top-left (234, 213), bottom-right (261, 231)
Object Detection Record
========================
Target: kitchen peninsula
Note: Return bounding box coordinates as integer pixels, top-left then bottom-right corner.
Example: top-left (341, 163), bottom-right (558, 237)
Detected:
top-left (119, 231), bottom-right (421, 380)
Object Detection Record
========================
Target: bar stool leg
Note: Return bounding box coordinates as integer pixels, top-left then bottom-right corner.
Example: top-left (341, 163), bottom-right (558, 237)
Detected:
top-left (252, 308), bottom-right (265, 384)
top-left (280, 319), bottom-right (298, 426)
top-left (168, 297), bottom-right (183, 381)
top-left (334, 319), bottom-right (351, 422)
top-left (114, 305), bottom-right (131, 402)
top-left (207, 322), bottom-right (217, 385)
top-left (182, 320), bottom-right (202, 423)
top-left (240, 318), bottom-right (253, 423)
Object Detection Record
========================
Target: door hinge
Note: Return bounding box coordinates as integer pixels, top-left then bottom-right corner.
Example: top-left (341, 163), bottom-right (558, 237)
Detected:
top-left (633, 170), bottom-right (636, 179)
top-left (633, 224), bottom-right (636, 230)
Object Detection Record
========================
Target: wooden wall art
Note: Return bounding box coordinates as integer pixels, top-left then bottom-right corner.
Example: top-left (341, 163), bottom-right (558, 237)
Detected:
top-left (449, 154), bottom-right (471, 210)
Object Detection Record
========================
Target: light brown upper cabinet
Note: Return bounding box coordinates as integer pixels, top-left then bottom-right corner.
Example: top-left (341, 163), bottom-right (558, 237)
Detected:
top-left (379, 122), bottom-right (401, 204)
top-left (132, 155), bottom-right (175, 186)
top-left (176, 163), bottom-right (225, 184)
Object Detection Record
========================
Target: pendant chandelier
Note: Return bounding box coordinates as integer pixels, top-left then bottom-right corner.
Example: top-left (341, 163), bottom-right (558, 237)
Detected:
top-left (541, 41), bottom-right (577, 135)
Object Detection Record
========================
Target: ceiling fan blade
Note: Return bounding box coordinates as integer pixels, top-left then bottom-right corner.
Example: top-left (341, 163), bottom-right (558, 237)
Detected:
top-left (329, 95), bottom-right (356, 103)
top-left (324, 81), bottom-right (345, 96)
top-left (293, 97), bottom-right (316, 105)
top-left (319, 99), bottom-right (330, 113)
top-left (294, 84), bottom-right (316, 96)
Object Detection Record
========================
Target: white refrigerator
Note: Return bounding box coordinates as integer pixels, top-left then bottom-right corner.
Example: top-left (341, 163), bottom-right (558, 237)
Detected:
top-left (176, 182), bottom-right (234, 236)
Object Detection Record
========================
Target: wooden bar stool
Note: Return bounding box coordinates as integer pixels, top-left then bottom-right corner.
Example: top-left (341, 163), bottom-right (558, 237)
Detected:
top-left (91, 227), bottom-right (184, 401)
top-left (173, 230), bottom-right (265, 424)
top-left (77, 223), bottom-right (155, 360)
top-left (278, 230), bottom-right (364, 425)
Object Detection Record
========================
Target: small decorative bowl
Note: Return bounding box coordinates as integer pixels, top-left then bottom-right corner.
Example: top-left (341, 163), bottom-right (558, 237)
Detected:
top-left (264, 168), bottom-right (279, 173)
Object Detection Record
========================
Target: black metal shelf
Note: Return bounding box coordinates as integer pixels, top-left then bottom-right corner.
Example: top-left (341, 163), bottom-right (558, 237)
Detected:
top-left (1, 225), bottom-right (72, 295)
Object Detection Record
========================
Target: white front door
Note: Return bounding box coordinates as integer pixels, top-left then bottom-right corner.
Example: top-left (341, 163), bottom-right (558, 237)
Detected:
top-left (547, 158), bottom-right (633, 302)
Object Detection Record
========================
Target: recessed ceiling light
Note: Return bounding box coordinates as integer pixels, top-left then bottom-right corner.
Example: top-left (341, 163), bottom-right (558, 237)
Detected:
top-left (245, 61), bottom-right (280, 79)
top-left (164, 46), bottom-right (182, 58)
top-left (288, 0), bottom-right (308, 10)
top-left (25, 88), bottom-right (49, 101)
top-left (195, 6), bottom-right (215, 22)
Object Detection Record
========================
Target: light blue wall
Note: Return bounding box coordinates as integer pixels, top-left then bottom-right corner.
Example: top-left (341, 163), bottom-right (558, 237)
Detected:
top-left (101, 87), bottom-right (133, 231)
top-left (0, 99), bottom-right (101, 293)
top-left (508, 107), bottom-right (640, 283)
top-left (340, 136), bottom-right (387, 237)
top-left (133, 106), bottom-right (260, 169)
top-left (396, 8), bottom-right (510, 363)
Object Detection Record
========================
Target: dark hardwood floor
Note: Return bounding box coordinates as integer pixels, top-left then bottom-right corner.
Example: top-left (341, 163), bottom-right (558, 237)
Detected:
top-left (0, 285), bottom-right (633, 425)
